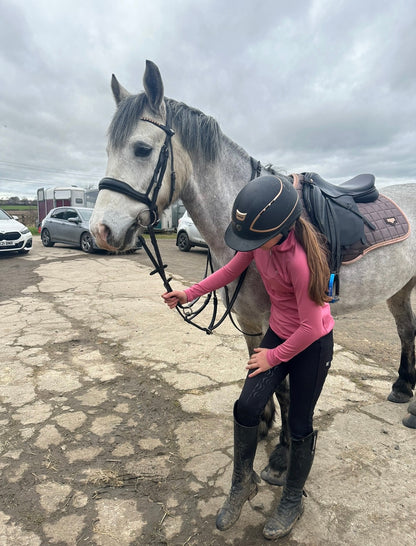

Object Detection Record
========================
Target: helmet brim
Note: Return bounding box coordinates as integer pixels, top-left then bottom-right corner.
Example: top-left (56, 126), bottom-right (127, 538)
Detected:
top-left (224, 222), bottom-right (281, 252)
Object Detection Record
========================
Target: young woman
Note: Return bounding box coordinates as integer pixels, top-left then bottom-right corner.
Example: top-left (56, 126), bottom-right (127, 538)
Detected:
top-left (162, 175), bottom-right (334, 540)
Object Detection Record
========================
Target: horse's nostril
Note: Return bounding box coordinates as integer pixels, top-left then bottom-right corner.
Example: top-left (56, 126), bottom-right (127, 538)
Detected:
top-left (97, 223), bottom-right (110, 242)
top-left (92, 223), bottom-right (118, 251)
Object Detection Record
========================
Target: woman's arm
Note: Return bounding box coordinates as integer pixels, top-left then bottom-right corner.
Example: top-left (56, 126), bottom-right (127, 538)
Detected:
top-left (162, 251), bottom-right (253, 307)
top-left (183, 251), bottom-right (253, 301)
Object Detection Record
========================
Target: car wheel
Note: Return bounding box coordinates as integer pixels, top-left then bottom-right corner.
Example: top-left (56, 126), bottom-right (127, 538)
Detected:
top-left (80, 232), bottom-right (94, 253)
top-left (41, 229), bottom-right (54, 247)
top-left (177, 231), bottom-right (191, 252)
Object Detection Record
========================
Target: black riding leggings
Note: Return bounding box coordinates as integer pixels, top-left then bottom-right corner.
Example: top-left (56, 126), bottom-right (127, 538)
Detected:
top-left (236, 328), bottom-right (333, 439)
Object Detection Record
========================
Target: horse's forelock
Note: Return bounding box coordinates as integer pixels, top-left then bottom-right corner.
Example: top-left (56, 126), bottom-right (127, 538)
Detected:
top-left (108, 93), bottom-right (149, 149)
top-left (108, 95), bottom-right (222, 162)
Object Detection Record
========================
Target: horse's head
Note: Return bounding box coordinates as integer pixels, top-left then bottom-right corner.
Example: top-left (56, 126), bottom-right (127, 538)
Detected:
top-left (90, 60), bottom-right (188, 251)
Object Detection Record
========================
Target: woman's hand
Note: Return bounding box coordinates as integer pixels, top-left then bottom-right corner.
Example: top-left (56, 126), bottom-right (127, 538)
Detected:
top-left (162, 290), bottom-right (188, 309)
top-left (246, 348), bottom-right (272, 377)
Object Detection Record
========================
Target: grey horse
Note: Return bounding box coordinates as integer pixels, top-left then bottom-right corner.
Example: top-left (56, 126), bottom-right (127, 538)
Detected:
top-left (90, 60), bottom-right (416, 483)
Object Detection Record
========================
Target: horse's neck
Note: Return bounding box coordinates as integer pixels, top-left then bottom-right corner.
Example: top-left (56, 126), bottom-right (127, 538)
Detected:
top-left (181, 138), bottom-right (253, 264)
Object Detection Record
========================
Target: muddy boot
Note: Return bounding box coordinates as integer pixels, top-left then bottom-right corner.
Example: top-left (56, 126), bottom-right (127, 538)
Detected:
top-left (263, 431), bottom-right (317, 540)
top-left (216, 403), bottom-right (260, 531)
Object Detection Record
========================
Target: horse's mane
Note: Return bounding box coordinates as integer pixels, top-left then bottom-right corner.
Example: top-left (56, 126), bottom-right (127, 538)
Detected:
top-left (108, 94), bottom-right (222, 162)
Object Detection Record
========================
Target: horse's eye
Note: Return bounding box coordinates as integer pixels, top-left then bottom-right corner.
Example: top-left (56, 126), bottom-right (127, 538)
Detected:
top-left (134, 142), bottom-right (152, 158)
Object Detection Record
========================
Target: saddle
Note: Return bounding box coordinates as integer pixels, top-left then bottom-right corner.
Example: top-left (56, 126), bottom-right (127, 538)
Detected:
top-left (306, 172), bottom-right (379, 202)
top-left (292, 173), bottom-right (410, 300)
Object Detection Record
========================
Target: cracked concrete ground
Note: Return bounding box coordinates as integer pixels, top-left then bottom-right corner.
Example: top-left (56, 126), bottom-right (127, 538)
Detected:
top-left (0, 238), bottom-right (415, 545)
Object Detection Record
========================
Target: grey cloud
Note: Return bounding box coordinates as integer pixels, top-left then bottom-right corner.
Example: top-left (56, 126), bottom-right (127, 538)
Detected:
top-left (0, 0), bottom-right (415, 198)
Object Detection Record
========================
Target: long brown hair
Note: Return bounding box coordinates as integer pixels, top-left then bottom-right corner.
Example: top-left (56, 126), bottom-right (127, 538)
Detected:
top-left (294, 217), bottom-right (331, 305)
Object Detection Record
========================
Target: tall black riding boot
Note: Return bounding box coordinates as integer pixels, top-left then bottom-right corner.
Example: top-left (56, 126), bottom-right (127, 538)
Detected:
top-left (216, 402), bottom-right (260, 531)
top-left (263, 430), bottom-right (318, 540)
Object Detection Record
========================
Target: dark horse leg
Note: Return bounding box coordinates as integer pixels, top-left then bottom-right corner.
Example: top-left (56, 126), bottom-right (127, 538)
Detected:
top-left (261, 378), bottom-right (290, 485)
top-left (403, 398), bottom-right (416, 428)
top-left (387, 276), bottom-right (416, 406)
top-left (258, 397), bottom-right (276, 439)
top-left (243, 330), bottom-right (276, 439)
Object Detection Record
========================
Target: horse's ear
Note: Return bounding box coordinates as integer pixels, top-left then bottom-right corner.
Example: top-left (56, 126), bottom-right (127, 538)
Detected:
top-left (143, 60), bottom-right (164, 115)
top-left (111, 75), bottom-right (130, 105)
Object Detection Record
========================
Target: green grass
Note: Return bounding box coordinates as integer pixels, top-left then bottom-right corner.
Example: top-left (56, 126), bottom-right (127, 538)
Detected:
top-left (1, 205), bottom-right (37, 211)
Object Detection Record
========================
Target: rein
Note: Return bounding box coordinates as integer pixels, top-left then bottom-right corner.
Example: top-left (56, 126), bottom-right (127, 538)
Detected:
top-left (97, 108), bottom-right (262, 336)
top-left (139, 230), bottom-right (252, 335)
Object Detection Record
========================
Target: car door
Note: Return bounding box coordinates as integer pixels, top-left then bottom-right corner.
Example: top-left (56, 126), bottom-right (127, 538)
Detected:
top-left (62, 209), bottom-right (82, 244)
top-left (48, 209), bottom-right (68, 241)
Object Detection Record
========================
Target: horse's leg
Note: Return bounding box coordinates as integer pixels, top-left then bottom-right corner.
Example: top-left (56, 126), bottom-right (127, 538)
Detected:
top-left (403, 398), bottom-right (416, 428)
top-left (402, 400), bottom-right (416, 428)
top-left (241, 319), bottom-right (291, 477)
top-left (387, 276), bottom-right (416, 404)
top-left (242, 330), bottom-right (276, 438)
top-left (261, 378), bottom-right (291, 485)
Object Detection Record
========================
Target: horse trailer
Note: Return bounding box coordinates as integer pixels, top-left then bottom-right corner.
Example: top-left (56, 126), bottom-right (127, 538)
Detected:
top-left (37, 186), bottom-right (87, 226)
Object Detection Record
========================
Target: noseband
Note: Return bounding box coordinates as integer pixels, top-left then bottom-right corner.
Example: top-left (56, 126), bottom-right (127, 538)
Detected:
top-left (98, 113), bottom-right (176, 225)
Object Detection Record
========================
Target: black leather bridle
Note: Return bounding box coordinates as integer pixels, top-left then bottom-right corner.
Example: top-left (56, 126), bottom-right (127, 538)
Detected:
top-left (98, 114), bottom-right (176, 226)
top-left (97, 111), bottom-right (262, 336)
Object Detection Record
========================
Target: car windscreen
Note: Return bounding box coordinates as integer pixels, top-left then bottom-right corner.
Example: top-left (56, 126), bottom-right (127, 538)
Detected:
top-left (0, 209), bottom-right (12, 220)
top-left (78, 209), bottom-right (93, 222)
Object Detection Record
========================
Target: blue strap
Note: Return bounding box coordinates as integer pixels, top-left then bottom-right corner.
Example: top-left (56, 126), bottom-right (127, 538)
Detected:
top-left (328, 273), bottom-right (339, 303)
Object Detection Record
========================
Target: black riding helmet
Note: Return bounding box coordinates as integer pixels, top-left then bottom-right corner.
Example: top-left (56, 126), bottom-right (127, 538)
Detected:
top-left (224, 175), bottom-right (302, 251)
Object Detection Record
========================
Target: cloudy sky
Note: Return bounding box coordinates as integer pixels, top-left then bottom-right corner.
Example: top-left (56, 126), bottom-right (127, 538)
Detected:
top-left (1, 0), bottom-right (415, 199)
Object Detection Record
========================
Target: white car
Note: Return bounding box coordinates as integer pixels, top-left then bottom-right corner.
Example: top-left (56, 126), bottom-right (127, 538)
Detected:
top-left (0, 209), bottom-right (32, 254)
top-left (176, 211), bottom-right (207, 252)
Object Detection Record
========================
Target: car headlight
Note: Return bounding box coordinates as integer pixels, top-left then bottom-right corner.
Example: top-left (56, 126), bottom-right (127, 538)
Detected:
top-left (20, 228), bottom-right (30, 234)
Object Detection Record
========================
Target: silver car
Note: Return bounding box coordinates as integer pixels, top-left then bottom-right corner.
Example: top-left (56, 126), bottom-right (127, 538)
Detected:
top-left (41, 207), bottom-right (97, 253)
top-left (176, 210), bottom-right (207, 252)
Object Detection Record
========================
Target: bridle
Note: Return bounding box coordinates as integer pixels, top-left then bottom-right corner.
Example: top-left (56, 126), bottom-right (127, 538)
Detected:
top-left (99, 113), bottom-right (176, 227)
top-left (97, 109), bottom-right (262, 336)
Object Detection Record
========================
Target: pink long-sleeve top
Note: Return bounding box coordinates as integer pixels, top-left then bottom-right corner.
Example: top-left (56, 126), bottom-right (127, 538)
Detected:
top-left (184, 231), bottom-right (334, 366)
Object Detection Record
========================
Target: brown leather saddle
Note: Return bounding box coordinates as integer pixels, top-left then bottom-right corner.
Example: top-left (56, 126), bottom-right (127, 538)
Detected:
top-left (292, 173), bottom-right (410, 299)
